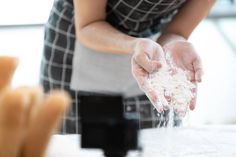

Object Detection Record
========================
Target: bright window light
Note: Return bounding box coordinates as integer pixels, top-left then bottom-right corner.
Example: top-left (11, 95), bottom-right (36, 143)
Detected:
top-left (0, 0), bottom-right (54, 25)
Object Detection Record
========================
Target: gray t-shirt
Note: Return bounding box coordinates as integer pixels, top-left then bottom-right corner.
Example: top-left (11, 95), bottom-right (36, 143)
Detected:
top-left (70, 41), bottom-right (144, 97)
top-left (70, 0), bottom-right (187, 97)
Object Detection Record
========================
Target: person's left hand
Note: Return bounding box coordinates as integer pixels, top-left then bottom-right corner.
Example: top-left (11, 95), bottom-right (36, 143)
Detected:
top-left (163, 41), bottom-right (204, 110)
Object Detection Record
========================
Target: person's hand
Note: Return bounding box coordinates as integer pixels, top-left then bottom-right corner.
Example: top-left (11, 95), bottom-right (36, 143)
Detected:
top-left (163, 41), bottom-right (204, 110)
top-left (0, 56), bottom-right (71, 157)
top-left (0, 56), bottom-right (18, 92)
top-left (131, 39), bottom-right (167, 112)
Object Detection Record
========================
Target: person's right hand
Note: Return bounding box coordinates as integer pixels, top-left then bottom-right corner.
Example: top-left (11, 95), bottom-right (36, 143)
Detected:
top-left (0, 56), bottom-right (71, 157)
top-left (131, 39), bottom-right (166, 112)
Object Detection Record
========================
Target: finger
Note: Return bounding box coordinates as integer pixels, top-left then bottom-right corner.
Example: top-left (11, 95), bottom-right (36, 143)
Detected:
top-left (132, 59), bottom-right (163, 112)
top-left (22, 90), bottom-right (71, 157)
top-left (189, 84), bottom-right (198, 110)
top-left (154, 101), bottom-right (164, 113)
top-left (164, 90), bottom-right (172, 103)
top-left (0, 89), bottom-right (29, 157)
top-left (142, 83), bottom-right (164, 113)
top-left (161, 98), bottom-right (169, 111)
top-left (133, 53), bottom-right (162, 73)
top-left (185, 70), bottom-right (195, 82)
top-left (195, 69), bottom-right (204, 83)
top-left (153, 61), bottom-right (162, 71)
top-left (15, 86), bottom-right (44, 126)
top-left (0, 56), bottom-right (18, 93)
top-left (131, 59), bottom-right (147, 82)
top-left (193, 57), bottom-right (204, 82)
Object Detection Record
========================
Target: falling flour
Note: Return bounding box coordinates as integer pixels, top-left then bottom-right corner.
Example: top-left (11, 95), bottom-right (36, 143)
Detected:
top-left (147, 53), bottom-right (196, 117)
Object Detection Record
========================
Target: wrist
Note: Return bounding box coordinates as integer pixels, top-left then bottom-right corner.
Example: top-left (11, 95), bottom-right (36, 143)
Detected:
top-left (132, 37), bottom-right (162, 49)
top-left (131, 38), bottom-right (150, 54)
top-left (157, 33), bottom-right (186, 47)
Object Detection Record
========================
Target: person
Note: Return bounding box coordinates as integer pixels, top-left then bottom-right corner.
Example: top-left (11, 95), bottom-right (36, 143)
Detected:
top-left (0, 56), bottom-right (71, 157)
top-left (40, 0), bottom-right (216, 134)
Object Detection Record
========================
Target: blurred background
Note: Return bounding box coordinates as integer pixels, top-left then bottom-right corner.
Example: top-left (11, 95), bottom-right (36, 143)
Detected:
top-left (0, 0), bottom-right (235, 125)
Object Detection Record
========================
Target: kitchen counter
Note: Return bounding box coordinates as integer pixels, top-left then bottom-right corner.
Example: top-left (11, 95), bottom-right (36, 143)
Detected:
top-left (45, 125), bottom-right (236, 157)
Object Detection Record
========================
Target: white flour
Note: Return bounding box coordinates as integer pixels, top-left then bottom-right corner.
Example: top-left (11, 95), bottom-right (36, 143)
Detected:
top-left (146, 54), bottom-right (196, 157)
top-left (147, 53), bottom-right (196, 117)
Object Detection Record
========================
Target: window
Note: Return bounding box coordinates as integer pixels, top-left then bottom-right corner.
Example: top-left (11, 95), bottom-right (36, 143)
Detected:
top-left (0, 0), bottom-right (54, 26)
top-left (209, 0), bottom-right (236, 18)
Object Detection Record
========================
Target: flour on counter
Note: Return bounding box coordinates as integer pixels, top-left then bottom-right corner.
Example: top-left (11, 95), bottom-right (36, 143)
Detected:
top-left (147, 53), bottom-right (196, 116)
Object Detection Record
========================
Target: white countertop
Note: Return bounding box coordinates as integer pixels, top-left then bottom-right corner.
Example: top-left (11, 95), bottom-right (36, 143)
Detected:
top-left (45, 125), bottom-right (236, 157)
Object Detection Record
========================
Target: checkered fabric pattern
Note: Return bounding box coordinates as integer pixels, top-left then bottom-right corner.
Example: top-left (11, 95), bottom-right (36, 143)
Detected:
top-left (40, 0), bottom-right (185, 134)
top-left (60, 92), bottom-right (182, 134)
top-left (107, 0), bottom-right (186, 37)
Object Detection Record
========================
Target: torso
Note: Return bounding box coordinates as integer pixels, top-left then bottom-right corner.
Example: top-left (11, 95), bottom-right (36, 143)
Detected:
top-left (106, 0), bottom-right (186, 37)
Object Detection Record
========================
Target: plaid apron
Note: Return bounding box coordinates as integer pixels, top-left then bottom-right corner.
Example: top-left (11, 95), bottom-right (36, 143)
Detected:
top-left (40, 0), bottom-right (186, 134)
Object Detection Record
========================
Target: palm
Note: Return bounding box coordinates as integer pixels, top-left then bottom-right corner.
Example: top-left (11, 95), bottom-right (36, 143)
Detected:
top-left (163, 41), bottom-right (203, 110)
top-left (164, 41), bottom-right (200, 82)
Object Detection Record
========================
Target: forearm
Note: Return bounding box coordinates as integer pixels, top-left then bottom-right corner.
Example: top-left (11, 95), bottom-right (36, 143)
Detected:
top-left (157, 0), bottom-right (216, 46)
top-left (76, 21), bottom-right (138, 54)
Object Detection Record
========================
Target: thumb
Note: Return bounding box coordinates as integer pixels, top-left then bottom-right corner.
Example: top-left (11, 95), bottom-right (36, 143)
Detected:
top-left (151, 60), bottom-right (162, 72)
top-left (133, 53), bottom-right (162, 73)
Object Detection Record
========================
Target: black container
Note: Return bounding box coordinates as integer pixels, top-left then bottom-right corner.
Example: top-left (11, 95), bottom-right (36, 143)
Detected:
top-left (79, 93), bottom-right (139, 157)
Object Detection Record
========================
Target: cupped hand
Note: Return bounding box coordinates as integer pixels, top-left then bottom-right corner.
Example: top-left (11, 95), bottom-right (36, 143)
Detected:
top-left (131, 39), bottom-right (167, 112)
top-left (163, 41), bottom-right (204, 110)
